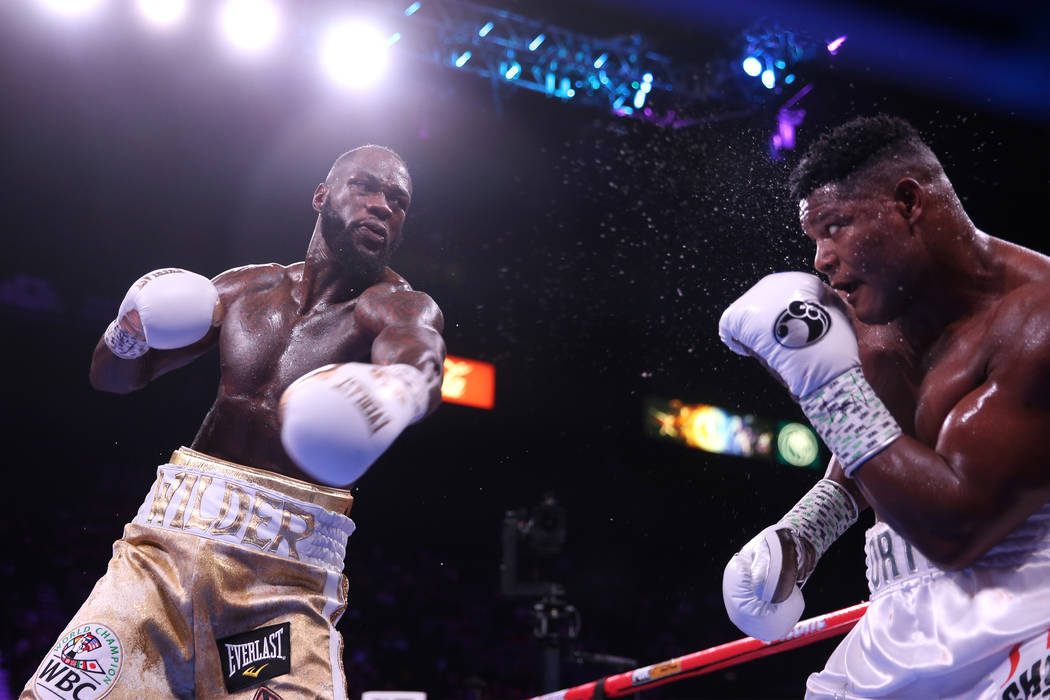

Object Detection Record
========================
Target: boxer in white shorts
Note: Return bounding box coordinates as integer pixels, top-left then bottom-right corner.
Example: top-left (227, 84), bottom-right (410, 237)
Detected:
top-left (716, 115), bottom-right (1050, 698)
top-left (22, 145), bottom-right (446, 699)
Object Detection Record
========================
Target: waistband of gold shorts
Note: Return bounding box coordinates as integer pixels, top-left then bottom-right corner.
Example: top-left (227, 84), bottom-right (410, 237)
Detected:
top-left (170, 447), bottom-right (354, 516)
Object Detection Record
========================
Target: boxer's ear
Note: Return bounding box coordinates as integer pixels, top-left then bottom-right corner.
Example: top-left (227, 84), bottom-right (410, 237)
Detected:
top-left (893, 178), bottom-right (923, 226)
top-left (312, 183), bottom-right (329, 212)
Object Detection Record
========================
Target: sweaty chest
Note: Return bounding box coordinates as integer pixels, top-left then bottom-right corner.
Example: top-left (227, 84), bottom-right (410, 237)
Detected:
top-left (865, 319), bottom-right (992, 446)
top-left (219, 299), bottom-right (374, 398)
top-left (914, 329), bottom-right (990, 444)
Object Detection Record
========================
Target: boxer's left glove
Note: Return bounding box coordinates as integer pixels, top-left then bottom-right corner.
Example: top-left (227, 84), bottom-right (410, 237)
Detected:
top-left (719, 272), bottom-right (901, 475)
top-left (723, 525), bottom-right (805, 642)
top-left (104, 268), bottom-right (219, 359)
top-left (724, 479), bottom-right (858, 641)
top-left (279, 362), bottom-right (429, 486)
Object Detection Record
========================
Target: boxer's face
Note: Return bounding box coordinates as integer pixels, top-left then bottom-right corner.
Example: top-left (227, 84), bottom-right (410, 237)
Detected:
top-left (801, 183), bottom-right (923, 325)
top-left (315, 149), bottom-right (412, 278)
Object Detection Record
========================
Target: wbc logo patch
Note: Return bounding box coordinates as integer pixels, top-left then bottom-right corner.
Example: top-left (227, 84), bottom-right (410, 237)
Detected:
top-left (773, 299), bottom-right (832, 348)
top-left (217, 622), bottom-right (291, 692)
top-left (33, 623), bottom-right (123, 700)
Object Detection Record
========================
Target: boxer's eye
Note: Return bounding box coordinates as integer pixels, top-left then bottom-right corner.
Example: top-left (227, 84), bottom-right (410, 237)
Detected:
top-left (826, 224), bottom-right (840, 236)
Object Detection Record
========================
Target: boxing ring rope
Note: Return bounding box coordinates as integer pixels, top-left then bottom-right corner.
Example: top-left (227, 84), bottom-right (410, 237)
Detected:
top-left (525, 602), bottom-right (870, 700)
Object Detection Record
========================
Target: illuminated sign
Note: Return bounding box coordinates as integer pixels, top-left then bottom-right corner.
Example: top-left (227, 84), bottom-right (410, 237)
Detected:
top-left (645, 397), bottom-right (822, 468)
top-left (777, 422), bottom-right (821, 467)
top-left (442, 355), bottom-right (495, 409)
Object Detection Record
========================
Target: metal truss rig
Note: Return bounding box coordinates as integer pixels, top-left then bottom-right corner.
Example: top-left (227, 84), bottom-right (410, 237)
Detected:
top-left (383, 0), bottom-right (711, 123)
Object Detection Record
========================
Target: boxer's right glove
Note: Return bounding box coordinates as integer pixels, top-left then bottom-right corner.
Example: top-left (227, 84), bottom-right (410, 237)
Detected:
top-left (723, 479), bottom-right (858, 641)
top-left (103, 268), bottom-right (219, 359)
top-left (719, 272), bottom-right (901, 475)
top-left (279, 362), bottom-right (430, 486)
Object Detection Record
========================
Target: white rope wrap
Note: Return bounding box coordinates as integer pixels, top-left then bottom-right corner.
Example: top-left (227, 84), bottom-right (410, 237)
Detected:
top-left (778, 478), bottom-right (859, 565)
top-left (103, 319), bottom-right (149, 359)
top-left (800, 366), bottom-right (902, 475)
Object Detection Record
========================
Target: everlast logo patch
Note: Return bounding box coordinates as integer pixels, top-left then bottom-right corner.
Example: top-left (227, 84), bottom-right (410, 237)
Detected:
top-left (217, 623), bottom-right (291, 692)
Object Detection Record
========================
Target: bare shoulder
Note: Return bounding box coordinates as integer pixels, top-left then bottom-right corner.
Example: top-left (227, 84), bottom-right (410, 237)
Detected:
top-left (988, 280), bottom-right (1050, 370)
top-left (211, 262), bottom-right (299, 298)
top-left (356, 268), bottom-right (444, 332)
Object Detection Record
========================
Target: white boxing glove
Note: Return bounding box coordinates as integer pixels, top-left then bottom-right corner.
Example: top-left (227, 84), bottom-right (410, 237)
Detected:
top-left (279, 362), bottom-right (429, 486)
top-left (718, 272), bottom-right (901, 474)
top-left (723, 526), bottom-right (805, 642)
top-left (724, 479), bottom-right (859, 641)
top-left (718, 272), bottom-right (857, 399)
top-left (104, 268), bottom-right (219, 359)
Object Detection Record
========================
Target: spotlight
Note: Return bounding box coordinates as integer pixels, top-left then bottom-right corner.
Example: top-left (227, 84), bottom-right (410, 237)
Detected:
top-left (761, 69), bottom-right (776, 89)
top-left (136, 0), bottom-right (186, 28)
top-left (220, 0), bottom-right (279, 53)
top-left (37, 0), bottom-right (103, 17)
top-left (320, 20), bottom-right (389, 88)
top-left (478, 21), bottom-right (494, 37)
top-left (741, 56), bottom-right (762, 77)
top-left (827, 35), bottom-right (847, 55)
top-left (505, 62), bottom-right (521, 80)
top-left (455, 50), bottom-right (471, 68)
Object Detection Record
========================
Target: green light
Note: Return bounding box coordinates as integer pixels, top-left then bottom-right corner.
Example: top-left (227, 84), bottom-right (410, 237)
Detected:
top-left (777, 423), bottom-right (820, 467)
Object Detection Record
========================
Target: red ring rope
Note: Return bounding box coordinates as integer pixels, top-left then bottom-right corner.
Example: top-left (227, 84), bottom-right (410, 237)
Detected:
top-left (525, 601), bottom-right (869, 699)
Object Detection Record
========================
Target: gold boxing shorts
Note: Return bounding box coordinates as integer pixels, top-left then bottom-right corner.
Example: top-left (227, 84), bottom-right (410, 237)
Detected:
top-left (21, 447), bottom-right (357, 700)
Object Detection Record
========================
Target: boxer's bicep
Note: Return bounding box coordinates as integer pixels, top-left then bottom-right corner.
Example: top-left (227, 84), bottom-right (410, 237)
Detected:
top-left (931, 315), bottom-right (1050, 554)
top-left (363, 290), bottom-right (446, 414)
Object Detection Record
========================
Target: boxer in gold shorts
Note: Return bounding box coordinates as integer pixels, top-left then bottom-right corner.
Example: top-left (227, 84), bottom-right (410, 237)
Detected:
top-left (21, 145), bottom-right (446, 699)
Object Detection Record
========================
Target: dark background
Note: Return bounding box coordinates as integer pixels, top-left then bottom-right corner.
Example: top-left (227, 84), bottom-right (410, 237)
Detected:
top-left (2, 0), bottom-right (1047, 698)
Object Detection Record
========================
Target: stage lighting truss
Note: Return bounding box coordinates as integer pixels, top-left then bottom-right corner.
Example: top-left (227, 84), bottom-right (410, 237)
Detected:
top-left (379, 0), bottom-right (712, 125)
top-left (737, 21), bottom-right (823, 93)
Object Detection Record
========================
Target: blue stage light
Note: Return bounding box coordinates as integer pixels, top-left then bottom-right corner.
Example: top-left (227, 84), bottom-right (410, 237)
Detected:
top-left (642, 72), bottom-right (653, 83)
top-left (478, 21), bottom-right (493, 37)
top-left (742, 56), bottom-right (762, 77)
top-left (455, 50), bottom-right (471, 67)
top-left (633, 88), bottom-right (646, 108)
top-left (505, 62), bottom-right (521, 79)
top-left (784, 73), bottom-right (796, 84)
top-left (403, 1), bottom-right (421, 16)
top-left (761, 69), bottom-right (775, 88)
top-left (528, 33), bottom-right (545, 51)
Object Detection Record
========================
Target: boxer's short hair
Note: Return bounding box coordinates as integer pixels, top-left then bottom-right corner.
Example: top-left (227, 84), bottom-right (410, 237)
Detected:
top-left (788, 115), bottom-right (944, 201)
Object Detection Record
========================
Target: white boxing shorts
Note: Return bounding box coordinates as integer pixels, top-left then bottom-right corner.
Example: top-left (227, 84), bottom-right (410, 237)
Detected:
top-left (806, 502), bottom-right (1050, 699)
top-left (21, 447), bottom-right (357, 700)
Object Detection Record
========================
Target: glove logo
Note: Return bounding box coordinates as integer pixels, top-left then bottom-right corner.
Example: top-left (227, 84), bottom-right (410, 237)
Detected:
top-left (773, 300), bottom-right (831, 348)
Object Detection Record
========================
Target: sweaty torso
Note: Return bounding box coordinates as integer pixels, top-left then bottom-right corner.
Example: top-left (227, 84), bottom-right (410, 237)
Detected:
top-left (190, 262), bottom-right (407, 479)
top-left (857, 240), bottom-right (1050, 464)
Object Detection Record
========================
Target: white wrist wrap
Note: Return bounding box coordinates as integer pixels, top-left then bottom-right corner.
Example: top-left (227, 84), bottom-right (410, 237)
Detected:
top-left (778, 479), bottom-right (858, 562)
top-left (103, 320), bottom-right (149, 360)
top-left (799, 366), bottom-right (902, 475)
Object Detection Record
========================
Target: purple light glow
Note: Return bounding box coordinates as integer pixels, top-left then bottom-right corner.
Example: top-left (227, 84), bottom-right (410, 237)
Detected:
top-left (827, 35), bottom-right (847, 55)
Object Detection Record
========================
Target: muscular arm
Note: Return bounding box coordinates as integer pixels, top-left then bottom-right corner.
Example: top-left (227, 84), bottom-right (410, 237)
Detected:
top-left (853, 295), bottom-right (1050, 569)
top-left (88, 270), bottom-right (235, 393)
top-left (358, 285), bottom-right (446, 416)
top-left (89, 324), bottom-right (219, 393)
